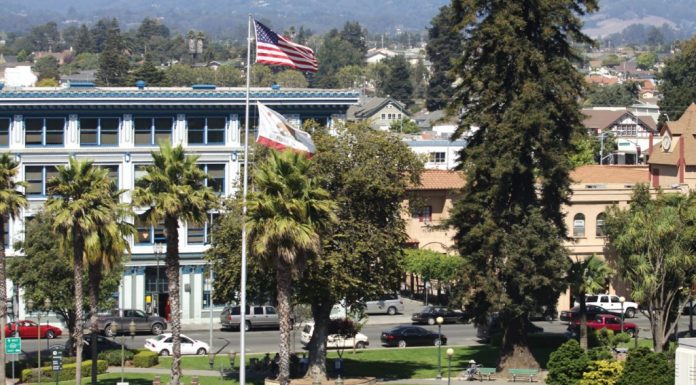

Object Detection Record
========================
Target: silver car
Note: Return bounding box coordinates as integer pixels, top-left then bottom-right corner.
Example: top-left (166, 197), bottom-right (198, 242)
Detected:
top-left (220, 305), bottom-right (281, 331)
top-left (365, 294), bottom-right (405, 315)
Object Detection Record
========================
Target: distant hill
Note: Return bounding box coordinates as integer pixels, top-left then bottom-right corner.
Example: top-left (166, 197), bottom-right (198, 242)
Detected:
top-left (2, 0), bottom-right (695, 41)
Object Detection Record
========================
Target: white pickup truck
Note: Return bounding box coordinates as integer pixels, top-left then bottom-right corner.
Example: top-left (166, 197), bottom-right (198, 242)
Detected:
top-left (574, 294), bottom-right (639, 318)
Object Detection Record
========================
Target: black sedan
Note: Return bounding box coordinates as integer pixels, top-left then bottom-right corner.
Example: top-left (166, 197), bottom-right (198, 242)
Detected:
top-left (411, 306), bottom-right (466, 325)
top-left (559, 305), bottom-right (615, 322)
top-left (380, 325), bottom-right (447, 348)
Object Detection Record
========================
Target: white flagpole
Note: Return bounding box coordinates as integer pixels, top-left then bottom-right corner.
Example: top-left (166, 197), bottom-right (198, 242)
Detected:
top-left (240, 13), bottom-right (252, 385)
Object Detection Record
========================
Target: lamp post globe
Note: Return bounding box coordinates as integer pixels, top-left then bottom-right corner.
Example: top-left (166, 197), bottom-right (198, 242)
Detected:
top-left (446, 348), bottom-right (454, 385)
top-left (26, 299), bottom-right (33, 312)
top-left (436, 316), bottom-right (444, 379)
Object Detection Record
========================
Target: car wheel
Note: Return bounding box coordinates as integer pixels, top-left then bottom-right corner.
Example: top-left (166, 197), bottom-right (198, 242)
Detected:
top-left (160, 349), bottom-right (170, 356)
top-left (197, 348), bottom-right (207, 355)
top-left (625, 308), bottom-right (636, 318)
top-left (45, 330), bottom-right (56, 339)
top-left (244, 321), bottom-right (251, 332)
top-left (104, 326), bottom-right (115, 337)
top-left (427, 318), bottom-right (436, 325)
top-left (355, 341), bottom-right (366, 349)
top-left (387, 306), bottom-right (397, 316)
top-left (545, 314), bottom-right (554, 322)
top-left (397, 340), bottom-right (407, 348)
top-left (433, 338), bottom-right (442, 347)
top-left (151, 323), bottom-right (163, 335)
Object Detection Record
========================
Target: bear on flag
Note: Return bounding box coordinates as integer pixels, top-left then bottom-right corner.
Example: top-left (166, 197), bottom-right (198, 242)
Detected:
top-left (256, 102), bottom-right (316, 156)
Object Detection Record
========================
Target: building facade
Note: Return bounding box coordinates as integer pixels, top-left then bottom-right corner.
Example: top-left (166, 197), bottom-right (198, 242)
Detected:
top-left (0, 83), bottom-right (358, 325)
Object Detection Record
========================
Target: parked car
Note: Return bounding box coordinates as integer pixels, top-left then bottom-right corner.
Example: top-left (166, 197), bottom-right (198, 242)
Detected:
top-left (569, 314), bottom-right (638, 337)
top-left (6, 320), bottom-right (62, 339)
top-left (380, 325), bottom-right (447, 348)
top-left (576, 295), bottom-right (638, 318)
top-left (559, 305), bottom-right (615, 322)
top-left (220, 305), bottom-right (288, 331)
top-left (97, 309), bottom-right (167, 336)
top-left (300, 322), bottom-right (369, 349)
top-left (476, 314), bottom-right (543, 343)
top-left (411, 306), bottom-right (466, 325)
top-left (144, 333), bottom-right (209, 356)
top-left (365, 294), bottom-right (405, 315)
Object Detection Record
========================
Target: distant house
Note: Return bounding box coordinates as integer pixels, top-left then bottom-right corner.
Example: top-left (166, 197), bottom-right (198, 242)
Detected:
top-left (411, 109), bottom-right (457, 137)
top-left (585, 73), bottom-right (619, 86)
top-left (34, 50), bottom-right (73, 66)
top-left (582, 107), bottom-right (658, 165)
top-left (347, 96), bottom-right (410, 131)
top-left (3, 66), bottom-right (37, 87)
top-left (366, 48), bottom-right (397, 64)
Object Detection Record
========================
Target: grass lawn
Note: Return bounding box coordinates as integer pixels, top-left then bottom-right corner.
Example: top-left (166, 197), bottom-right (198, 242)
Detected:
top-left (21, 372), bottom-right (255, 385)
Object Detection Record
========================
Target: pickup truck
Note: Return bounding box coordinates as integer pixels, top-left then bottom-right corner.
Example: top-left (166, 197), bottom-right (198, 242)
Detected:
top-left (569, 314), bottom-right (638, 336)
top-left (574, 294), bottom-right (639, 318)
top-left (97, 309), bottom-right (167, 336)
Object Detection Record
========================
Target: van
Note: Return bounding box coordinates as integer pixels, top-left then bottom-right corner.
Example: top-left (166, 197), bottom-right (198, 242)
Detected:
top-left (219, 305), bottom-right (286, 331)
top-left (364, 293), bottom-right (404, 315)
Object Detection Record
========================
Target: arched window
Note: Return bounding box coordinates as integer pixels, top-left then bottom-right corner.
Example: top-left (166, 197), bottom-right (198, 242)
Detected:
top-left (573, 213), bottom-right (585, 237)
top-left (596, 213), bottom-right (606, 237)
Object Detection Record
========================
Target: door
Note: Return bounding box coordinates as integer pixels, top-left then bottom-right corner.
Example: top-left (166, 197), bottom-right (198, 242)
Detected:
top-left (252, 306), bottom-right (265, 327)
top-left (132, 309), bottom-right (150, 331)
top-left (599, 296), bottom-right (613, 311)
top-left (610, 296), bottom-right (623, 312)
top-left (180, 336), bottom-right (195, 354)
top-left (265, 306), bottom-right (279, 328)
top-left (21, 321), bottom-right (38, 339)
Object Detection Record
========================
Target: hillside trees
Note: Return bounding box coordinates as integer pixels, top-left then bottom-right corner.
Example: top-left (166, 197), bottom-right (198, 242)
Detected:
top-left (447, 0), bottom-right (597, 369)
top-left (659, 36), bottom-right (696, 121)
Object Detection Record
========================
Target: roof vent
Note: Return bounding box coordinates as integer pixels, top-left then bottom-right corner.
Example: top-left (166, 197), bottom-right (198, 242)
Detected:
top-left (271, 84), bottom-right (281, 91)
top-left (192, 84), bottom-right (216, 90)
top-left (135, 80), bottom-right (146, 90)
top-left (69, 81), bottom-right (96, 88)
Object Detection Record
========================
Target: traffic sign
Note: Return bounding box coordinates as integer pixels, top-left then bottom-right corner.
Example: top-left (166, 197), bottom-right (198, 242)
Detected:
top-left (5, 337), bottom-right (21, 354)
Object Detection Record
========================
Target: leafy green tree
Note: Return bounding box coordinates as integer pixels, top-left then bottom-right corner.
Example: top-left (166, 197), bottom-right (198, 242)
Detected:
top-left (426, 5), bottom-right (463, 111)
top-left (247, 150), bottom-right (336, 385)
top-left (570, 132), bottom-right (597, 167)
top-left (379, 55), bottom-right (413, 106)
top-left (35, 78), bottom-right (59, 87)
top-left (75, 24), bottom-right (94, 54)
top-left (314, 31), bottom-right (364, 88)
top-left (617, 347), bottom-right (673, 385)
top-left (636, 51), bottom-right (658, 70)
top-left (546, 340), bottom-right (590, 385)
top-left (0, 153), bottom-right (27, 385)
top-left (602, 54), bottom-right (621, 67)
top-left (568, 255), bottom-right (612, 350)
top-left (29, 22), bottom-right (60, 52)
top-left (133, 143), bottom-right (218, 385)
top-left (251, 64), bottom-right (275, 87)
top-left (605, 186), bottom-right (696, 352)
top-left (659, 37), bottom-right (696, 121)
top-left (333, 65), bottom-right (366, 89)
top-left (273, 70), bottom-right (308, 88)
top-left (34, 56), bottom-right (59, 81)
top-left (45, 158), bottom-right (120, 384)
top-left (447, 0), bottom-right (596, 369)
top-left (580, 360), bottom-right (624, 385)
top-left (403, 249), bottom-right (464, 299)
top-left (214, 64), bottom-right (243, 87)
top-left (584, 83), bottom-right (639, 107)
top-left (96, 21), bottom-right (130, 86)
top-left (389, 118), bottom-right (420, 134)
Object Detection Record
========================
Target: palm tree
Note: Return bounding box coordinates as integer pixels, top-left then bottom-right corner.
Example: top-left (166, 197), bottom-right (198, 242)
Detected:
top-left (86, 187), bottom-right (134, 385)
top-left (45, 158), bottom-right (116, 384)
top-left (568, 255), bottom-right (612, 350)
top-left (132, 143), bottom-right (218, 385)
top-left (247, 150), bottom-right (336, 385)
top-left (0, 153), bottom-right (28, 385)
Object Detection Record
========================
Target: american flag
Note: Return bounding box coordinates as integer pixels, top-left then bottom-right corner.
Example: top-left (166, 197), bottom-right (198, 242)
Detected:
top-left (254, 20), bottom-right (318, 72)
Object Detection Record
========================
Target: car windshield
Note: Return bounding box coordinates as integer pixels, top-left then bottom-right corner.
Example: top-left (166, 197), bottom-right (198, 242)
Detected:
top-left (152, 335), bottom-right (168, 342)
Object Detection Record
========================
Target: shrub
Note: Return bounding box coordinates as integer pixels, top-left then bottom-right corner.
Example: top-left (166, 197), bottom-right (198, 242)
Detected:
top-left (98, 349), bottom-right (134, 366)
top-left (588, 347), bottom-right (613, 361)
top-left (617, 347), bottom-right (673, 385)
top-left (580, 360), bottom-right (624, 385)
top-left (546, 339), bottom-right (590, 385)
top-left (21, 360), bottom-right (107, 383)
top-left (133, 350), bottom-right (159, 368)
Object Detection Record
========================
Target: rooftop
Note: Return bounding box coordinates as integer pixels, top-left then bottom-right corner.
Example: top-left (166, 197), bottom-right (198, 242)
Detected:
top-left (408, 169), bottom-right (465, 191)
top-left (570, 165), bottom-right (648, 184)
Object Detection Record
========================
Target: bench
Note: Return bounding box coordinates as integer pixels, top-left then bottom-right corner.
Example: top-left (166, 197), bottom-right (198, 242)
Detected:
top-left (509, 368), bottom-right (539, 382)
top-left (478, 367), bottom-right (497, 380)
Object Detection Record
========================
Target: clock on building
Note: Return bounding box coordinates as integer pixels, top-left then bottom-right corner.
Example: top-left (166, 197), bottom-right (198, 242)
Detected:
top-left (662, 133), bottom-right (672, 151)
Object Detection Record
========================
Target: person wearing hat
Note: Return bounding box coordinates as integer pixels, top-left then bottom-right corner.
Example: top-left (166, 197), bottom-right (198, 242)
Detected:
top-left (466, 359), bottom-right (478, 380)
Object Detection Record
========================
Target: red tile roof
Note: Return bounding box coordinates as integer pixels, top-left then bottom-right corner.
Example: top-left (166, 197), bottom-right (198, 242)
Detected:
top-left (570, 165), bottom-right (648, 184)
top-left (408, 169), bottom-right (465, 190)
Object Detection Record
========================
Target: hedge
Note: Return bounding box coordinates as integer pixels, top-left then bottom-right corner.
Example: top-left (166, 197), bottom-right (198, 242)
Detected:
top-left (133, 350), bottom-right (159, 368)
top-left (21, 360), bottom-right (107, 383)
top-left (98, 349), bottom-right (135, 366)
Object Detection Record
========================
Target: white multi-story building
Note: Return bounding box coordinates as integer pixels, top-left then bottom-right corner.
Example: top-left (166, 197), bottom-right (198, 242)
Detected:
top-left (0, 83), bottom-right (359, 325)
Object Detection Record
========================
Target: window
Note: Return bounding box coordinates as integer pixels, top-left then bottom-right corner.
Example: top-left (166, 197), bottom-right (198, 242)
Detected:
top-left (133, 117), bottom-right (173, 146)
top-left (187, 117), bottom-right (226, 145)
top-left (573, 213), bottom-right (585, 237)
top-left (80, 117), bottom-right (119, 146)
top-left (135, 215), bottom-right (165, 245)
top-left (187, 213), bottom-right (219, 245)
top-left (253, 306), bottom-right (264, 315)
top-left (0, 118), bottom-right (9, 147)
top-left (429, 152), bottom-right (446, 163)
top-left (381, 114), bottom-right (386, 120)
top-left (25, 117), bottom-right (65, 146)
top-left (600, 296), bottom-right (609, 303)
top-left (201, 164), bottom-right (225, 194)
top-left (586, 295), bottom-right (598, 303)
top-left (100, 165), bottom-right (119, 189)
top-left (596, 213), bottom-right (606, 237)
top-left (265, 306), bottom-right (276, 315)
top-left (413, 206), bottom-right (432, 224)
top-left (25, 165), bottom-right (58, 196)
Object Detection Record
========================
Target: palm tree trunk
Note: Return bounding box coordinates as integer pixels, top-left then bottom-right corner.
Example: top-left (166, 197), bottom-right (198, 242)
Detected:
top-left (306, 301), bottom-right (331, 383)
top-left (165, 217), bottom-right (183, 385)
top-left (88, 263), bottom-right (102, 385)
top-left (579, 293), bottom-right (588, 350)
top-left (275, 259), bottom-right (292, 385)
top-left (0, 216), bottom-right (7, 385)
top-left (73, 230), bottom-right (85, 385)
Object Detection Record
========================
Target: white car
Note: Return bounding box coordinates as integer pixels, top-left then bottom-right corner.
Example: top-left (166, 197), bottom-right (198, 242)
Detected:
top-left (145, 333), bottom-right (209, 356)
top-left (300, 322), bottom-right (369, 349)
top-left (574, 294), bottom-right (639, 318)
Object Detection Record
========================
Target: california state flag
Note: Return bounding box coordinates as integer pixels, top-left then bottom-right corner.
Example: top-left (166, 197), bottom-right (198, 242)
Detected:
top-left (256, 102), bottom-right (316, 155)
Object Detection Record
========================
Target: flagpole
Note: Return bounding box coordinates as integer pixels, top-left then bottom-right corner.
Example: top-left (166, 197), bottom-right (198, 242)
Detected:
top-left (240, 13), bottom-right (252, 385)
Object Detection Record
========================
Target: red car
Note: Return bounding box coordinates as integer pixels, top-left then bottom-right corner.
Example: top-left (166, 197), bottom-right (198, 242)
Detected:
top-left (6, 320), bottom-right (62, 339)
top-left (570, 314), bottom-right (638, 336)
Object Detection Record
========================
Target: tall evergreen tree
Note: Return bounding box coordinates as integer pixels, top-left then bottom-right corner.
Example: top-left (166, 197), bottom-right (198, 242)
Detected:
top-left (96, 21), bottom-right (130, 86)
top-left (339, 21), bottom-right (367, 55)
top-left (131, 54), bottom-right (166, 86)
top-left (425, 5), bottom-right (463, 111)
top-left (447, 0), bottom-right (597, 369)
top-left (90, 19), bottom-right (111, 53)
top-left (380, 55), bottom-right (414, 107)
top-left (75, 25), bottom-right (94, 54)
top-left (658, 36), bottom-right (696, 121)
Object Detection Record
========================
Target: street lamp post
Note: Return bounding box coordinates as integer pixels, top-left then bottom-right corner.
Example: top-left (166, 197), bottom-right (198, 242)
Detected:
top-left (436, 316), bottom-right (444, 379)
top-left (619, 296), bottom-right (626, 333)
top-left (690, 297), bottom-right (694, 337)
top-left (27, 298), bottom-right (50, 385)
top-left (112, 321), bottom-right (136, 383)
top-left (446, 348), bottom-right (454, 385)
top-left (154, 243), bottom-right (164, 315)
